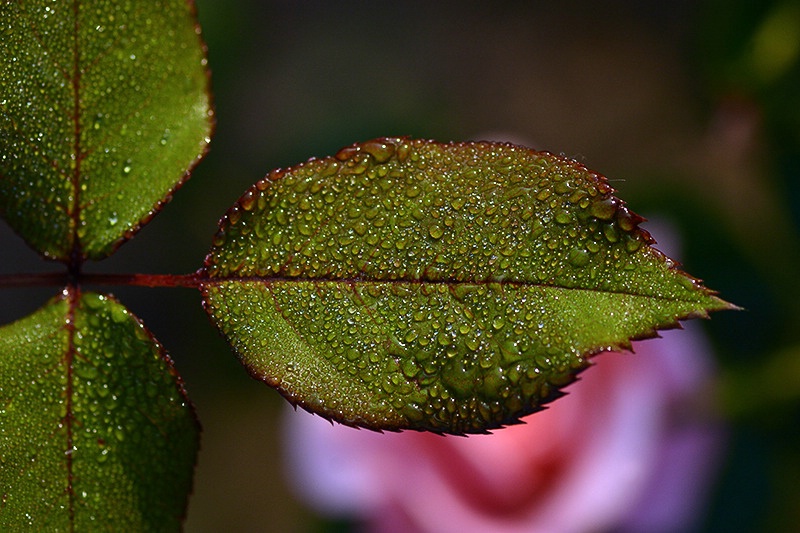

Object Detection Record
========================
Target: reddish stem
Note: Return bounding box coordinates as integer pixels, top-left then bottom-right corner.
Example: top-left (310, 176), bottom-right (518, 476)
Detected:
top-left (0, 270), bottom-right (207, 289)
top-left (0, 272), bottom-right (70, 288)
top-left (81, 271), bottom-right (206, 288)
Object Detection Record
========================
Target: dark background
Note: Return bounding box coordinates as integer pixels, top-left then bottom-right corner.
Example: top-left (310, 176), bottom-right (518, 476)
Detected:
top-left (2, 1), bottom-right (799, 531)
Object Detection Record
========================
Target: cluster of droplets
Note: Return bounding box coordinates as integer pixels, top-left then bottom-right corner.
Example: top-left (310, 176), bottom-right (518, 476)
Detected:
top-left (0, 292), bottom-right (197, 527)
top-left (0, 297), bottom-right (74, 522)
top-left (201, 280), bottom-right (408, 427)
top-left (378, 281), bottom-right (590, 432)
top-left (67, 293), bottom-right (198, 527)
top-left (204, 138), bottom-right (719, 432)
top-left (77, 0), bottom-right (212, 258)
top-left (0, 3), bottom-right (78, 258)
top-left (1, 0), bottom-right (212, 261)
top-left (207, 138), bottom-right (665, 296)
top-left (206, 275), bottom-right (593, 432)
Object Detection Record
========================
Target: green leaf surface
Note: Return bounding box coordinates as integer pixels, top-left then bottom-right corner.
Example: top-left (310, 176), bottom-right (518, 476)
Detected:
top-left (202, 137), bottom-right (732, 434)
top-left (0, 291), bottom-right (199, 530)
top-left (0, 0), bottom-right (212, 261)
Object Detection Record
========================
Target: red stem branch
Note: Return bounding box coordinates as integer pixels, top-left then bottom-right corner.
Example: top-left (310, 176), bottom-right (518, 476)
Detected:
top-left (81, 271), bottom-right (206, 288)
top-left (0, 270), bottom-right (207, 289)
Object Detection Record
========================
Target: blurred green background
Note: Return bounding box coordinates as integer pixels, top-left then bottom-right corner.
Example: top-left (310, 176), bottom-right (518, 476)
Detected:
top-left (2, 0), bottom-right (799, 531)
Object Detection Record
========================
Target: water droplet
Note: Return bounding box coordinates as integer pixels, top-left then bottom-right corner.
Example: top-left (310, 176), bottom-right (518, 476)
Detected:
top-left (590, 198), bottom-right (616, 220)
top-left (360, 139), bottom-right (396, 163)
top-left (428, 224), bottom-right (444, 239)
top-left (228, 206), bottom-right (242, 225)
top-left (437, 332), bottom-right (451, 346)
top-left (240, 189), bottom-right (256, 211)
top-left (568, 248), bottom-right (590, 267)
top-left (274, 210), bottom-right (288, 226)
top-left (625, 236), bottom-right (642, 252)
top-left (603, 225), bottom-right (619, 243)
top-left (211, 230), bottom-right (226, 247)
top-left (110, 306), bottom-right (128, 324)
top-left (405, 185), bottom-right (421, 198)
top-left (335, 145), bottom-right (360, 161)
top-left (396, 141), bottom-right (412, 162)
top-left (554, 180), bottom-right (574, 194)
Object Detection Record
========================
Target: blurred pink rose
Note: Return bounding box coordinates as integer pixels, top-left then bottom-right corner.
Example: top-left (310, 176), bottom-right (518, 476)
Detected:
top-left (283, 225), bottom-right (724, 533)
top-left (283, 324), bottom-right (722, 533)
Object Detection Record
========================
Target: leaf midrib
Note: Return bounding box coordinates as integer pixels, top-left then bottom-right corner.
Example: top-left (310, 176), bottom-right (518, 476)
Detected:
top-left (69, 0), bottom-right (83, 266)
top-left (201, 274), bottom-right (721, 305)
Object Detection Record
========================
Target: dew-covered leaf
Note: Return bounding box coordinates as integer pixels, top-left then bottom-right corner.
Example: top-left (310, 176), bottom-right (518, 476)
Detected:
top-left (0, 291), bottom-right (199, 530)
top-left (202, 137), bottom-right (733, 434)
top-left (0, 0), bottom-right (212, 260)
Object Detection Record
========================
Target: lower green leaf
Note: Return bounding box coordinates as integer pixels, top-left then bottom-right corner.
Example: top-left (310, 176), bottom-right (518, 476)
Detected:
top-left (204, 278), bottom-right (722, 434)
top-left (0, 291), bottom-right (199, 530)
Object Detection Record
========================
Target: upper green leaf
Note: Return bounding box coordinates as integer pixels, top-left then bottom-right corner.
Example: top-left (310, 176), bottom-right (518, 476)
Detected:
top-left (0, 0), bottom-right (212, 261)
top-left (0, 291), bottom-right (199, 530)
top-left (202, 138), bottom-right (733, 434)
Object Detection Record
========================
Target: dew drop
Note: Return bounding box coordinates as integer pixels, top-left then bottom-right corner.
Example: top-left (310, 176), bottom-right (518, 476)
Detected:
top-left (555, 211), bottom-right (571, 225)
top-left (228, 207), bottom-right (242, 225)
top-left (211, 231), bottom-right (226, 247)
top-left (603, 225), bottom-right (619, 243)
top-left (360, 139), bottom-right (396, 163)
top-left (568, 248), bottom-right (590, 267)
top-left (554, 180), bottom-right (573, 194)
top-left (110, 306), bottom-right (128, 324)
top-left (590, 198), bottom-right (616, 220)
top-left (335, 145), bottom-right (360, 161)
top-left (274, 210), bottom-right (288, 226)
top-left (428, 224), bottom-right (444, 239)
top-left (396, 141), bottom-right (412, 162)
top-left (625, 236), bottom-right (642, 252)
top-left (240, 190), bottom-right (256, 211)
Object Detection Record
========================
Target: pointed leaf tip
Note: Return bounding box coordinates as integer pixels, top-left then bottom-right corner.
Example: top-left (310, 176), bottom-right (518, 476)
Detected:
top-left (202, 137), bottom-right (733, 434)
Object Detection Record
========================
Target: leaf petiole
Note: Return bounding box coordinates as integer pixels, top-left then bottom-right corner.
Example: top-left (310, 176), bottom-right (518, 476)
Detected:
top-left (0, 271), bottom-right (205, 289)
